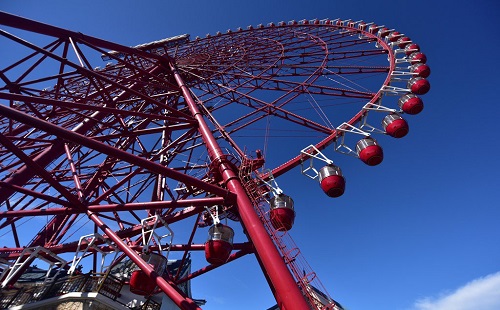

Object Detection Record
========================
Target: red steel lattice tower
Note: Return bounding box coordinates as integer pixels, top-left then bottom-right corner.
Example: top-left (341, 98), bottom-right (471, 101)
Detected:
top-left (0, 13), bottom-right (430, 309)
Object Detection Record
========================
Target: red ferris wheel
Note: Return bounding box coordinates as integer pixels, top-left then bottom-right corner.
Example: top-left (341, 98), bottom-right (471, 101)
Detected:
top-left (0, 12), bottom-right (430, 310)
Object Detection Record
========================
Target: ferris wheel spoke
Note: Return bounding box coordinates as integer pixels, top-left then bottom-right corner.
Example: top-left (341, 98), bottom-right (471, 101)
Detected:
top-left (203, 87), bottom-right (335, 135)
top-left (233, 77), bottom-right (375, 99)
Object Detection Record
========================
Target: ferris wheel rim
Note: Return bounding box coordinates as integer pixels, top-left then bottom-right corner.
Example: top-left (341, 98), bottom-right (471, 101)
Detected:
top-left (0, 17), bottom-right (411, 254)
top-left (174, 19), bottom-right (398, 179)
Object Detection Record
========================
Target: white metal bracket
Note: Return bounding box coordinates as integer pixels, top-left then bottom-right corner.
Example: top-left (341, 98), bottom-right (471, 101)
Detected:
top-left (1, 246), bottom-right (67, 288)
top-left (300, 145), bottom-right (334, 180)
top-left (390, 69), bottom-right (416, 80)
top-left (204, 205), bottom-right (222, 226)
top-left (362, 101), bottom-right (397, 113)
top-left (360, 101), bottom-right (398, 134)
top-left (395, 56), bottom-right (414, 64)
top-left (380, 84), bottom-right (410, 96)
top-left (390, 39), bottom-right (413, 51)
top-left (68, 233), bottom-right (118, 275)
top-left (141, 215), bottom-right (174, 260)
top-left (254, 169), bottom-right (283, 196)
top-left (335, 123), bottom-right (371, 157)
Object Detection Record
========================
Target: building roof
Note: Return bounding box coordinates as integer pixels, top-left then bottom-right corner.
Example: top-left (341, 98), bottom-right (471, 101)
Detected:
top-left (17, 266), bottom-right (64, 283)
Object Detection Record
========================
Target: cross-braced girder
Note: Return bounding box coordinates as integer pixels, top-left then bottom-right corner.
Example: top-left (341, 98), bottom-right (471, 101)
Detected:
top-left (0, 12), bottom-right (427, 310)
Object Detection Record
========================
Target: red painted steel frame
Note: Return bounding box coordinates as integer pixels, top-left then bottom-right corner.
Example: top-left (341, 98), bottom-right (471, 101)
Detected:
top-left (0, 12), bottom-right (205, 309)
top-left (0, 11), bottom-right (402, 310)
top-left (0, 104), bottom-right (234, 200)
top-left (0, 12), bottom-right (165, 63)
top-left (169, 64), bottom-right (311, 309)
top-left (0, 79), bottom-right (203, 310)
top-left (0, 197), bottom-right (225, 217)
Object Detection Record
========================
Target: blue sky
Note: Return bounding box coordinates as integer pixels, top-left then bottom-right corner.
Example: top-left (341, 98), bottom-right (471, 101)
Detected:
top-left (1, 1), bottom-right (499, 309)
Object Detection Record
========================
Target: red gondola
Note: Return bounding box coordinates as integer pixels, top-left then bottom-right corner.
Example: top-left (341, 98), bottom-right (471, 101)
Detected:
top-left (356, 138), bottom-right (384, 166)
top-left (270, 194), bottom-right (295, 231)
top-left (205, 224), bottom-right (234, 265)
top-left (130, 253), bottom-right (168, 296)
top-left (318, 165), bottom-right (346, 198)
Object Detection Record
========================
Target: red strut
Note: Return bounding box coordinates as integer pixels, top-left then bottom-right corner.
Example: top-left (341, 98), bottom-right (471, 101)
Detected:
top-left (169, 62), bottom-right (311, 310)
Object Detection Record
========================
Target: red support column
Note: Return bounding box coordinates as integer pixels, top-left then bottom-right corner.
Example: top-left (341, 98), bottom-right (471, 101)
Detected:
top-left (169, 63), bottom-right (310, 310)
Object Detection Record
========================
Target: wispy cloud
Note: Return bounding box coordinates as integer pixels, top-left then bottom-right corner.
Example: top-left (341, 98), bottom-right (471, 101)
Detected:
top-left (413, 271), bottom-right (500, 310)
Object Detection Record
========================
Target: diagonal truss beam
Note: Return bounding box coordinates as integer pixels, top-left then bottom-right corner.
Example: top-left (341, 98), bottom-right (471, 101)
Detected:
top-left (0, 103), bottom-right (235, 201)
top-left (0, 196), bottom-right (226, 218)
top-left (0, 11), bottom-right (165, 62)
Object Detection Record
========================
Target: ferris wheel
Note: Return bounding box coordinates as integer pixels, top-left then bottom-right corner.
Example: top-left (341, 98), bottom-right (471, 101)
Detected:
top-left (0, 12), bottom-right (430, 310)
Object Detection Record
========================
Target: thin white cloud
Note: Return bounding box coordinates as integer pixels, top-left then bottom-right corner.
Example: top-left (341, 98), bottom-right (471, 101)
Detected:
top-left (413, 271), bottom-right (500, 310)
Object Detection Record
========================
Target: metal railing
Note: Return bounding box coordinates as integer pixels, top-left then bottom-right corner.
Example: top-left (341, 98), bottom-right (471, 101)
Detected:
top-left (0, 272), bottom-right (123, 309)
